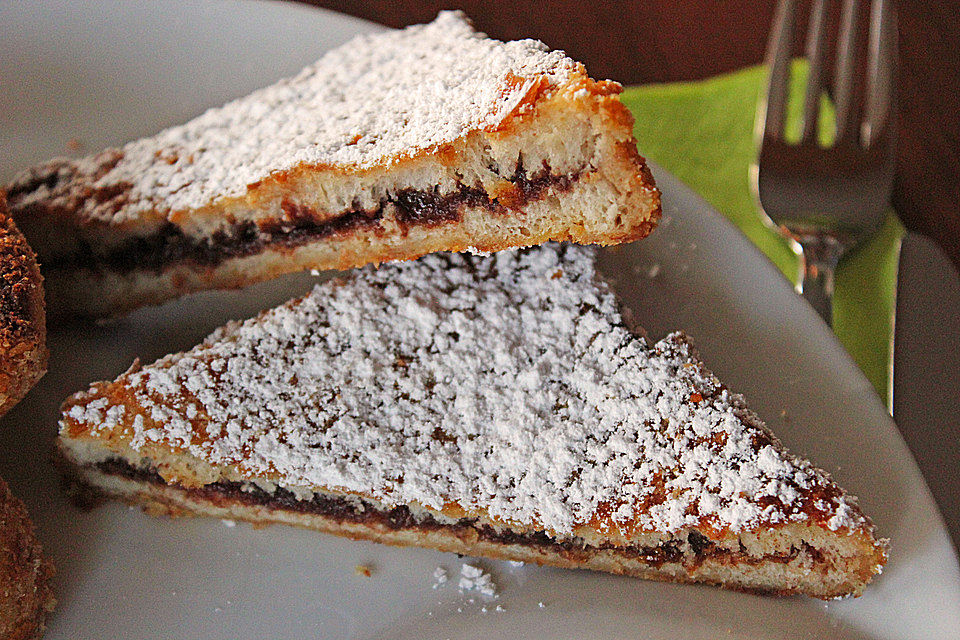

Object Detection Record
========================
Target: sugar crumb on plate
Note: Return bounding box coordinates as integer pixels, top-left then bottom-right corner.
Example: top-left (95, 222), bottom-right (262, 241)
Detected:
top-left (432, 566), bottom-right (448, 589)
top-left (458, 563), bottom-right (497, 597)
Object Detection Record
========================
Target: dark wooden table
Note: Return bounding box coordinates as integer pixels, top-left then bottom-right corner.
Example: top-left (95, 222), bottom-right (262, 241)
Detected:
top-left (301, 0), bottom-right (960, 272)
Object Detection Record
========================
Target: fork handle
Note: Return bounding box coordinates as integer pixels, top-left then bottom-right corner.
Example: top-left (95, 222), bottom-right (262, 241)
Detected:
top-left (796, 236), bottom-right (844, 326)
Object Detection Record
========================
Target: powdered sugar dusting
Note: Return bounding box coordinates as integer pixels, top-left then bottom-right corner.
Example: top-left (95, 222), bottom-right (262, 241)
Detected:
top-left (432, 566), bottom-right (448, 589)
top-left (12, 12), bottom-right (576, 223)
top-left (63, 244), bottom-right (868, 537)
top-left (459, 564), bottom-right (497, 597)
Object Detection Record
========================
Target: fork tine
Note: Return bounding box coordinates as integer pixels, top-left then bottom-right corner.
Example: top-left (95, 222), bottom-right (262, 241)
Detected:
top-left (862, 0), bottom-right (897, 146)
top-left (800, 0), bottom-right (831, 144)
top-left (760, 0), bottom-right (798, 141)
top-left (833, 0), bottom-right (861, 144)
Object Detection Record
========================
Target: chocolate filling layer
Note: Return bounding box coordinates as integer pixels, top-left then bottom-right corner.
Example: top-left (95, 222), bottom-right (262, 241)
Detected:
top-left (93, 458), bottom-right (812, 570)
top-left (53, 163), bottom-right (582, 275)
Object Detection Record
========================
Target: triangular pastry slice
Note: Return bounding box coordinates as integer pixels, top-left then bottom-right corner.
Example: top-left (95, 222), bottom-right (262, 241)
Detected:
top-left (6, 11), bottom-right (659, 319)
top-left (57, 244), bottom-right (885, 598)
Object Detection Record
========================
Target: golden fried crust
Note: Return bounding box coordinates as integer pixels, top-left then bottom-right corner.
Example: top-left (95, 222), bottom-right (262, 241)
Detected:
top-left (0, 477), bottom-right (54, 640)
top-left (0, 191), bottom-right (47, 417)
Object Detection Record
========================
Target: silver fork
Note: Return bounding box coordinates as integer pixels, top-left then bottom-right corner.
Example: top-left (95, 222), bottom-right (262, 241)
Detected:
top-left (752, 0), bottom-right (897, 325)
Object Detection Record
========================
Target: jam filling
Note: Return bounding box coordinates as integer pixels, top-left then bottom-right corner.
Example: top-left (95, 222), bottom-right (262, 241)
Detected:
top-left (52, 163), bottom-right (582, 275)
top-left (94, 458), bottom-right (810, 570)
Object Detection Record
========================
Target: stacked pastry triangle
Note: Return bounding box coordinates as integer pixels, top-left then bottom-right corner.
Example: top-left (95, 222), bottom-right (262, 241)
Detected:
top-left (58, 244), bottom-right (885, 598)
top-left (6, 11), bottom-right (658, 319)
top-left (33, 12), bottom-right (883, 599)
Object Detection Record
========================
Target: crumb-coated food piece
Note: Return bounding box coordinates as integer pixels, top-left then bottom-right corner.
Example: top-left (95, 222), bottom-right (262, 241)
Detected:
top-left (6, 11), bottom-right (659, 319)
top-left (57, 244), bottom-right (885, 598)
top-left (0, 477), bottom-right (55, 640)
top-left (0, 192), bottom-right (52, 638)
top-left (0, 191), bottom-right (46, 417)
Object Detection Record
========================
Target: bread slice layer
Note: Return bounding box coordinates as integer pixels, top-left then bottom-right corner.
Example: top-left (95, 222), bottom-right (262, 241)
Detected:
top-left (6, 12), bottom-right (659, 318)
top-left (57, 244), bottom-right (885, 598)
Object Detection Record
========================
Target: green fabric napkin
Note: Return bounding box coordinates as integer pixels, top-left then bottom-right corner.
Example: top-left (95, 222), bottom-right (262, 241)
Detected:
top-left (621, 62), bottom-right (903, 404)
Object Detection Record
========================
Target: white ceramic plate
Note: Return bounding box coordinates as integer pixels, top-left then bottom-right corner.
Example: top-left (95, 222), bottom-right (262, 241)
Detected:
top-left (1, 2), bottom-right (958, 638)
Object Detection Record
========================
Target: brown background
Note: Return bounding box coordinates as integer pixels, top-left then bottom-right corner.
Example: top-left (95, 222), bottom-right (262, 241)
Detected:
top-left (300, 0), bottom-right (960, 272)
